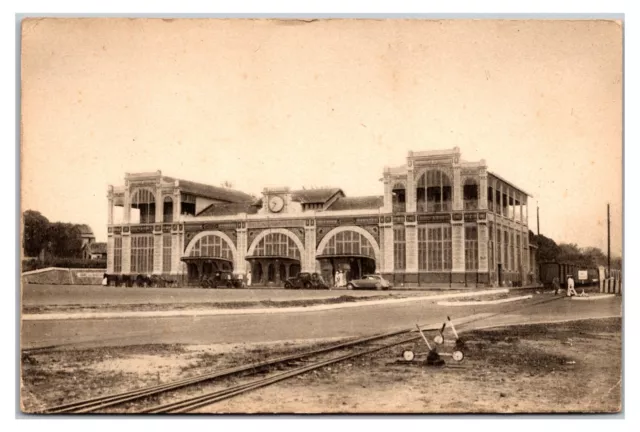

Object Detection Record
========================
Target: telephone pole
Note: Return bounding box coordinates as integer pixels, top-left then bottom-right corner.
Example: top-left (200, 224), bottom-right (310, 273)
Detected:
top-left (536, 206), bottom-right (540, 236)
top-left (607, 203), bottom-right (611, 275)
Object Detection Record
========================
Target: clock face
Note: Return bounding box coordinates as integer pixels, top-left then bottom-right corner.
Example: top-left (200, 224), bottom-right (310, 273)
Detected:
top-left (268, 195), bottom-right (285, 213)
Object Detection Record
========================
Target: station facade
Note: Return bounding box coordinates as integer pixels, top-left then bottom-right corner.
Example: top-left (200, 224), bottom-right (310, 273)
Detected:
top-left (106, 148), bottom-right (533, 287)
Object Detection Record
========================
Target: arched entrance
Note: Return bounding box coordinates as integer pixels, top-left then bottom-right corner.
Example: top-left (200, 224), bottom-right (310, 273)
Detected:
top-left (245, 229), bottom-right (304, 287)
top-left (182, 231), bottom-right (238, 285)
top-left (315, 227), bottom-right (380, 287)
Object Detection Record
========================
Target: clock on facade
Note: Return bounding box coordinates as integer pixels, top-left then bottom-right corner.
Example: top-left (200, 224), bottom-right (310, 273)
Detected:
top-left (268, 195), bottom-right (285, 213)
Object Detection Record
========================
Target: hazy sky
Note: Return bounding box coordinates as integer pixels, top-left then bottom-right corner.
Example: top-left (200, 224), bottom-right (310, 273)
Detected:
top-left (21, 19), bottom-right (622, 255)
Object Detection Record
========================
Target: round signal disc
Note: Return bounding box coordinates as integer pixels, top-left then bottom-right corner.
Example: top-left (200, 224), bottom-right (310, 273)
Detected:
top-left (434, 335), bottom-right (444, 345)
top-left (452, 351), bottom-right (465, 362)
top-left (403, 350), bottom-right (415, 361)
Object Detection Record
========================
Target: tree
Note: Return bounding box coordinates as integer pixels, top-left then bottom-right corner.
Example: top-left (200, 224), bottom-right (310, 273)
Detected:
top-left (23, 210), bottom-right (50, 257)
top-left (532, 234), bottom-right (560, 263)
top-left (47, 223), bottom-right (83, 258)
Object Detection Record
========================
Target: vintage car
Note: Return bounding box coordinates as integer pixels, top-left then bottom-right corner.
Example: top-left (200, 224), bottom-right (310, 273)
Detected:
top-left (201, 271), bottom-right (245, 289)
top-left (283, 272), bottom-right (329, 289)
top-left (346, 274), bottom-right (392, 290)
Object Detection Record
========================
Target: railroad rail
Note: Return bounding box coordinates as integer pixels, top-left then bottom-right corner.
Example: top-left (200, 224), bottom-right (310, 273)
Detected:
top-left (41, 295), bottom-right (564, 414)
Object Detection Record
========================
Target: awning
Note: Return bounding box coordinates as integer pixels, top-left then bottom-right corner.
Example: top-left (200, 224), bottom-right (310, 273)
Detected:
top-left (244, 255), bottom-right (300, 263)
top-left (180, 256), bottom-right (233, 264)
top-left (315, 254), bottom-right (375, 260)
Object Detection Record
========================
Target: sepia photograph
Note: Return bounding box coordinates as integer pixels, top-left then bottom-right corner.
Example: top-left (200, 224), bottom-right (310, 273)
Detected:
top-left (19, 17), bottom-right (623, 415)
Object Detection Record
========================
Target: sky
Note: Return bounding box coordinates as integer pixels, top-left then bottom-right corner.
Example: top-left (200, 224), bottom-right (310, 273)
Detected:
top-left (21, 18), bottom-right (623, 256)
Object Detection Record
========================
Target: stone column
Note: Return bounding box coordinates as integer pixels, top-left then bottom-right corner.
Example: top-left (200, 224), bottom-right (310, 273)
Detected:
top-left (173, 184), bottom-right (181, 220)
top-left (405, 220), bottom-right (418, 273)
top-left (121, 231), bottom-right (131, 274)
top-left (155, 187), bottom-right (163, 224)
top-left (303, 220), bottom-right (316, 273)
top-left (107, 186), bottom-right (114, 225)
top-left (453, 165), bottom-right (463, 211)
top-left (479, 173), bottom-right (488, 210)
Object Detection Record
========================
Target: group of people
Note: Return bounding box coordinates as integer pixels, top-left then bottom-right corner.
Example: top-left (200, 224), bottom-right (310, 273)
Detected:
top-left (552, 274), bottom-right (586, 297)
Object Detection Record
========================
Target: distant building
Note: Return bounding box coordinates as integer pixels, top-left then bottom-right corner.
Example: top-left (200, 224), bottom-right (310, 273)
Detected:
top-left (106, 149), bottom-right (532, 287)
top-left (83, 242), bottom-right (107, 260)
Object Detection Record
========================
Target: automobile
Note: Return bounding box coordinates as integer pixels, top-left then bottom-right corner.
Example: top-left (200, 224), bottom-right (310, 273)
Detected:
top-left (283, 272), bottom-right (329, 289)
top-left (346, 274), bottom-right (391, 290)
top-left (201, 271), bottom-right (245, 289)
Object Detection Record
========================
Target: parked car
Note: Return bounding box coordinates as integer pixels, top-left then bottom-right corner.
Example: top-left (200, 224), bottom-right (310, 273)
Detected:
top-left (283, 272), bottom-right (329, 289)
top-left (201, 271), bottom-right (245, 289)
top-left (346, 274), bottom-right (391, 290)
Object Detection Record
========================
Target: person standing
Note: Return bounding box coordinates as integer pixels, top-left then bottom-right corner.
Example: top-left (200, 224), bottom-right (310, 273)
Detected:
top-left (246, 270), bottom-right (252, 287)
top-left (566, 275), bottom-right (577, 297)
top-left (552, 276), bottom-right (560, 296)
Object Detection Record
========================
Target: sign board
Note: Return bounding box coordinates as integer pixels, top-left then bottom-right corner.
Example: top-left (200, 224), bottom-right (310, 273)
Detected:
top-left (578, 270), bottom-right (588, 281)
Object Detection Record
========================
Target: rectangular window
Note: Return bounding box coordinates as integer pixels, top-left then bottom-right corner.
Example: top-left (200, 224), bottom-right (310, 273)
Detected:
top-left (515, 233), bottom-right (521, 271)
top-left (465, 225), bottom-right (479, 270)
top-left (393, 226), bottom-right (406, 270)
top-left (113, 237), bottom-right (122, 273)
top-left (131, 234), bottom-right (154, 274)
top-left (488, 222), bottom-right (494, 270)
top-left (510, 231), bottom-right (515, 271)
top-left (419, 225), bottom-right (452, 271)
top-left (163, 235), bottom-right (172, 273)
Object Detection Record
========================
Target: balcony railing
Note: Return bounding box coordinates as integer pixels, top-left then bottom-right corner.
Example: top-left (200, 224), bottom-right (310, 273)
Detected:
top-left (463, 200), bottom-right (478, 211)
top-left (392, 203), bottom-right (406, 213)
top-left (417, 201), bottom-right (452, 213)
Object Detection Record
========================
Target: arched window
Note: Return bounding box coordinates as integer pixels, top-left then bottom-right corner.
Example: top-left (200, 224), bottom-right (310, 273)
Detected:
top-left (189, 235), bottom-right (233, 261)
top-left (463, 178), bottom-right (479, 210)
top-left (163, 196), bottom-right (173, 223)
top-left (416, 170), bottom-right (452, 213)
top-left (391, 183), bottom-right (406, 213)
top-left (323, 231), bottom-right (375, 258)
top-left (253, 233), bottom-right (301, 260)
top-left (130, 188), bottom-right (156, 224)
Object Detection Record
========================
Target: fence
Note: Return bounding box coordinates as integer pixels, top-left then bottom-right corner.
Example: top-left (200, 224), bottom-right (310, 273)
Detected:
top-left (600, 268), bottom-right (622, 294)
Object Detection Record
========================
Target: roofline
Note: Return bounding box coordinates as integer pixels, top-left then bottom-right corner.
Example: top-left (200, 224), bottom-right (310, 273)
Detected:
top-left (488, 171), bottom-right (533, 198)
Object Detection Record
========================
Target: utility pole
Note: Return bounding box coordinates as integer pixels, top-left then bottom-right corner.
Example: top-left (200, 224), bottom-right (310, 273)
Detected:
top-left (536, 206), bottom-right (540, 236)
top-left (607, 203), bottom-right (611, 275)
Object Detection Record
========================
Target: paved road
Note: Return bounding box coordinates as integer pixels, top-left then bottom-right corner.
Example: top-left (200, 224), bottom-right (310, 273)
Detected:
top-left (21, 294), bottom-right (621, 350)
top-left (22, 284), bottom-right (432, 307)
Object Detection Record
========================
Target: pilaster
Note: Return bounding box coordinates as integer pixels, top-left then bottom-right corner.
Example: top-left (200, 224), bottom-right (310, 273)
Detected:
top-left (123, 182), bottom-right (131, 224)
top-left (381, 222), bottom-right (394, 272)
top-left (153, 232), bottom-right (162, 274)
top-left (451, 220), bottom-right (465, 272)
top-left (479, 173), bottom-right (488, 210)
top-left (382, 169), bottom-right (393, 213)
top-left (236, 221), bottom-right (248, 275)
top-left (478, 221), bottom-right (489, 272)
top-left (107, 185), bottom-right (114, 225)
top-left (106, 234), bottom-right (114, 273)
top-left (405, 220), bottom-right (418, 272)
top-left (406, 153), bottom-right (416, 213)
top-left (453, 165), bottom-right (463, 211)
top-left (121, 232), bottom-right (131, 274)
top-left (303, 219), bottom-right (316, 273)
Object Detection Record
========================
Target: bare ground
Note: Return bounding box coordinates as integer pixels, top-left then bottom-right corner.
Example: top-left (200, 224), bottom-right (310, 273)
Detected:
top-left (20, 317), bottom-right (621, 414)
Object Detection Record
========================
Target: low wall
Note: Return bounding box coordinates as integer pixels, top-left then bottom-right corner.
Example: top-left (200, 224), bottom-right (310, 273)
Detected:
top-left (22, 267), bottom-right (106, 285)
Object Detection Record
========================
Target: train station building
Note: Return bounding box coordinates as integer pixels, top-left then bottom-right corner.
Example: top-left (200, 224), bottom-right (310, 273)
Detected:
top-left (106, 147), bottom-right (533, 287)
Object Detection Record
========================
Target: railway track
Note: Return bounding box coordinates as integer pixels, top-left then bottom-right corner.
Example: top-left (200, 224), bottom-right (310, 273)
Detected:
top-left (41, 295), bottom-right (564, 414)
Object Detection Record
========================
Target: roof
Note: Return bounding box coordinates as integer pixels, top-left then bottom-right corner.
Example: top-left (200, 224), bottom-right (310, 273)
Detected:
top-left (163, 176), bottom-right (255, 203)
top-left (77, 224), bottom-right (94, 236)
top-left (197, 201), bottom-right (261, 217)
top-left (488, 172), bottom-right (532, 198)
top-left (88, 242), bottom-right (107, 254)
top-left (327, 196), bottom-right (384, 211)
top-left (291, 188), bottom-right (343, 204)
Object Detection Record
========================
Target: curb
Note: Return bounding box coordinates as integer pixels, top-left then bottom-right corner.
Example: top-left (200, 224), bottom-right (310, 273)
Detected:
top-left (571, 294), bottom-right (616, 301)
top-left (21, 288), bottom-right (509, 321)
top-left (437, 294), bottom-right (533, 307)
